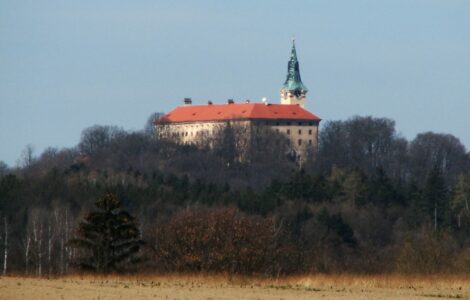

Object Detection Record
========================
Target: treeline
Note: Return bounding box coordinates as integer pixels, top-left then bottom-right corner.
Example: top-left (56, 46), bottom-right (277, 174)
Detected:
top-left (0, 115), bottom-right (470, 275)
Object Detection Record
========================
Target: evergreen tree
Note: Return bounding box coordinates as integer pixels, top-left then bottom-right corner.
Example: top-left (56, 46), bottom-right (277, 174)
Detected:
top-left (68, 193), bottom-right (144, 273)
top-left (422, 165), bottom-right (449, 230)
top-left (451, 174), bottom-right (470, 230)
top-left (367, 167), bottom-right (401, 207)
top-left (337, 170), bottom-right (367, 206)
top-left (405, 180), bottom-right (425, 227)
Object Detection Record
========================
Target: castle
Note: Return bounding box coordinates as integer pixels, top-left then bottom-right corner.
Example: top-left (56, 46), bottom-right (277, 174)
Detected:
top-left (156, 41), bottom-right (321, 161)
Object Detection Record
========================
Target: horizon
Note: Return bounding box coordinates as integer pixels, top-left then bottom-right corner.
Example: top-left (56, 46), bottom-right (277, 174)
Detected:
top-left (1, 1), bottom-right (469, 166)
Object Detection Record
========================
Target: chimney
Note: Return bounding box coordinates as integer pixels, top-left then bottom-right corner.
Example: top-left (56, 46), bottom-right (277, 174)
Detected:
top-left (227, 99), bottom-right (234, 104)
top-left (208, 100), bottom-right (213, 105)
top-left (245, 99), bottom-right (250, 103)
top-left (184, 98), bottom-right (192, 105)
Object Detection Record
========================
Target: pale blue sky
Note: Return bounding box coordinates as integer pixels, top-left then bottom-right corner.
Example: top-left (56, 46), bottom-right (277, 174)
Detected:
top-left (1, 1), bottom-right (469, 166)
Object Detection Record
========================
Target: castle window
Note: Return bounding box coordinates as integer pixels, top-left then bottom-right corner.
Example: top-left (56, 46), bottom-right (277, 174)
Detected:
top-left (309, 140), bottom-right (312, 145)
top-left (287, 122), bottom-right (291, 125)
top-left (185, 132), bottom-right (188, 136)
top-left (298, 129), bottom-right (302, 135)
top-left (275, 129), bottom-right (279, 133)
top-left (308, 129), bottom-right (312, 135)
top-left (298, 139), bottom-right (302, 146)
top-left (287, 129), bottom-right (290, 135)
top-left (298, 122), bottom-right (302, 125)
top-left (276, 122), bottom-right (280, 126)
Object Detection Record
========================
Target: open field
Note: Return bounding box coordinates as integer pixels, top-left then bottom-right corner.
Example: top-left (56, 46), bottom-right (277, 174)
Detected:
top-left (1, 274), bottom-right (469, 300)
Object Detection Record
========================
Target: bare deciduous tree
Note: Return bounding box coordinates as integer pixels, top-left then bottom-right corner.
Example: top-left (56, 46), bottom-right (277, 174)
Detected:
top-left (20, 144), bottom-right (36, 168)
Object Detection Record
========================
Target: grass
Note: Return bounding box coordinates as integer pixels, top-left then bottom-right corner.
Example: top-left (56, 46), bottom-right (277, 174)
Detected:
top-left (2, 273), bottom-right (469, 300)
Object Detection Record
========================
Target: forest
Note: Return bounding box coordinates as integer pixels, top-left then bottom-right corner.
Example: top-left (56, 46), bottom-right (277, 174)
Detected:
top-left (0, 115), bottom-right (470, 275)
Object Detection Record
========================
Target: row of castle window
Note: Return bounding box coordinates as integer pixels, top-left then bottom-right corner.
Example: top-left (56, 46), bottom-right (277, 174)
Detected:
top-left (267, 121), bottom-right (315, 126)
top-left (298, 139), bottom-right (313, 146)
top-left (170, 126), bottom-right (314, 137)
top-left (171, 131), bottom-right (211, 137)
top-left (274, 139), bottom-right (313, 146)
top-left (276, 129), bottom-right (313, 135)
top-left (170, 131), bottom-right (313, 146)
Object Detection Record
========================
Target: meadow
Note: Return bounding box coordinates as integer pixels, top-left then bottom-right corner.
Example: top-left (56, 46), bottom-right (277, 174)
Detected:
top-left (1, 274), bottom-right (469, 300)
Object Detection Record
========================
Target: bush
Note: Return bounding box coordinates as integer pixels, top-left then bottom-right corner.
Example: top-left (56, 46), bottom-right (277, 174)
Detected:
top-left (153, 207), bottom-right (280, 274)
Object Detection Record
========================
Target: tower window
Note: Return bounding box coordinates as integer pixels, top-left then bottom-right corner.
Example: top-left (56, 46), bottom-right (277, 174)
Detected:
top-left (298, 139), bottom-right (302, 146)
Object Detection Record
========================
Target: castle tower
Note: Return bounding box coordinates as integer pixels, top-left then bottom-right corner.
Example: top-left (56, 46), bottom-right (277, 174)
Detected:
top-left (280, 40), bottom-right (308, 108)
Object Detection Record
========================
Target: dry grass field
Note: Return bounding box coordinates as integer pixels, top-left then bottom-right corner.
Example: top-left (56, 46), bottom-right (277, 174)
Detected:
top-left (1, 274), bottom-right (469, 300)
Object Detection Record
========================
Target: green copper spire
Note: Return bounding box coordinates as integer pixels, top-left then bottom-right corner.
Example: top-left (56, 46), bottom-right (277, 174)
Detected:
top-left (282, 40), bottom-right (308, 94)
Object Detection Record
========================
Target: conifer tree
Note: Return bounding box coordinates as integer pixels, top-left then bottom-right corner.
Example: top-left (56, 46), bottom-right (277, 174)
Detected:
top-left (422, 165), bottom-right (449, 230)
top-left (68, 193), bottom-right (144, 273)
top-left (451, 174), bottom-right (470, 229)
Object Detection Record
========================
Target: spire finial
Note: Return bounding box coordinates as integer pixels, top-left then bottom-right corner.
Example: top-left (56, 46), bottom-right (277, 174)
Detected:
top-left (290, 37), bottom-right (297, 60)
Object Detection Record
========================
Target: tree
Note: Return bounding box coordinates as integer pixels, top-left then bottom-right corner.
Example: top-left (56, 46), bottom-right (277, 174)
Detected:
top-left (0, 161), bottom-right (8, 178)
top-left (19, 144), bottom-right (36, 168)
top-left (409, 132), bottom-right (468, 186)
top-left (331, 168), bottom-right (367, 206)
top-left (318, 116), bottom-right (406, 179)
top-left (451, 174), bottom-right (470, 230)
top-left (78, 125), bottom-right (125, 156)
top-left (153, 207), bottom-right (279, 274)
top-left (212, 122), bottom-right (238, 166)
top-left (144, 112), bottom-right (164, 139)
top-left (422, 165), bottom-right (449, 230)
top-left (68, 193), bottom-right (144, 273)
top-left (1, 215), bottom-right (8, 275)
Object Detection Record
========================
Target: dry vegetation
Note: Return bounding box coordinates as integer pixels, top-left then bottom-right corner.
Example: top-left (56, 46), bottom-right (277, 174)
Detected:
top-left (1, 274), bottom-right (469, 300)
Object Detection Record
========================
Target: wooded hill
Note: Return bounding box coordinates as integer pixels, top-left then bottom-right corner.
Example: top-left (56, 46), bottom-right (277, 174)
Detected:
top-left (0, 115), bottom-right (469, 275)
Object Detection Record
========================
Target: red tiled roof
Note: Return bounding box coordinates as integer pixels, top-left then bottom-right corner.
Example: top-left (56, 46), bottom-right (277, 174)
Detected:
top-left (156, 103), bottom-right (321, 124)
